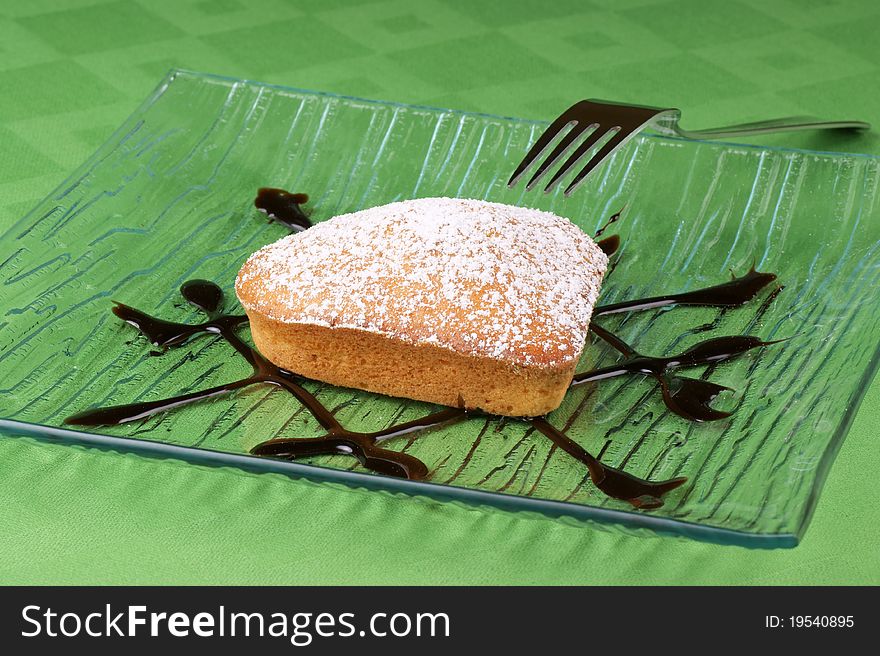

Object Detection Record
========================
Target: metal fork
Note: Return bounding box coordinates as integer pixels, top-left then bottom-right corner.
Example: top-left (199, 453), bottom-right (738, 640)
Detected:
top-left (508, 99), bottom-right (870, 196)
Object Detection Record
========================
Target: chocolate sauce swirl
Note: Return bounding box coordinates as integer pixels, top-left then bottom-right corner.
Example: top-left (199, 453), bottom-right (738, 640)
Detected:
top-left (530, 418), bottom-right (686, 510)
top-left (596, 235), bottom-right (620, 256)
top-left (254, 188), bottom-right (312, 232)
top-left (66, 280), bottom-right (464, 479)
top-left (577, 328), bottom-right (777, 421)
top-left (596, 209), bottom-right (622, 257)
top-left (593, 268), bottom-right (778, 316)
top-left (64, 194), bottom-right (782, 510)
top-left (577, 268), bottom-right (781, 422)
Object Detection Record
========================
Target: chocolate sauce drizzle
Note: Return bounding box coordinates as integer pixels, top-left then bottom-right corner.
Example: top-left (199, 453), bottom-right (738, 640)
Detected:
top-left (596, 234), bottom-right (620, 256)
top-left (254, 187), bottom-right (312, 232)
top-left (64, 193), bottom-right (781, 510)
top-left (584, 268), bottom-right (780, 422)
top-left (65, 280), bottom-right (465, 479)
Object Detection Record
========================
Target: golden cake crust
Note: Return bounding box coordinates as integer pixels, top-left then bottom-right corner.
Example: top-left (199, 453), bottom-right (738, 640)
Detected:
top-left (235, 197), bottom-right (607, 416)
top-left (247, 314), bottom-right (578, 417)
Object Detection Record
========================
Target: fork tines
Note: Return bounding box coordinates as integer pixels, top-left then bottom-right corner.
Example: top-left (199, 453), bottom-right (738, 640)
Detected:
top-left (508, 100), bottom-right (663, 196)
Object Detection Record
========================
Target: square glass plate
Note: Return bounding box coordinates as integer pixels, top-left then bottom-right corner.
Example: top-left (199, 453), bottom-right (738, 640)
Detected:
top-left (2, 70), bottom-right (879, 548)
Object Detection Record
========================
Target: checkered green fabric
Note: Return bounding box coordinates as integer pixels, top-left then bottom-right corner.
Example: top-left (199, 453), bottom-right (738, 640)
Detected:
top-left (1, 0), bottom-right (879, 583)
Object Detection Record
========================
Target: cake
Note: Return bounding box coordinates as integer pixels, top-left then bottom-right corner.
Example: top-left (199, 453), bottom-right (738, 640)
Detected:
top-left (235, 197), bottom-right (608, 416)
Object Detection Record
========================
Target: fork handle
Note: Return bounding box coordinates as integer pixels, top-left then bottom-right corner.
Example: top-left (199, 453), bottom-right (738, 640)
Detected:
top-left (669, 116), bottom-right (871, 140)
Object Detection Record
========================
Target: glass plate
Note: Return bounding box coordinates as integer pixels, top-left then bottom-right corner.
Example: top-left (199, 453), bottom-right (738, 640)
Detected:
top-left (2, 70), bottom-right (879, 548)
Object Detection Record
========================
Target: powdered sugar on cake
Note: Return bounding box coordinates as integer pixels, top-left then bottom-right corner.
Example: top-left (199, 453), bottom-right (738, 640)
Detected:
top-left (235, 197), bottom-right (608, 368)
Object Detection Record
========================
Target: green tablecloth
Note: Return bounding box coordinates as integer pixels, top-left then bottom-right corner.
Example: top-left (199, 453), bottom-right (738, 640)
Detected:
top-left (1, 0), bottom-right (878, 584)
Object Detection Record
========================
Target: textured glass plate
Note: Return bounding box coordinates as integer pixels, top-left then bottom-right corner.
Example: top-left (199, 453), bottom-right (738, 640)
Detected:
top-left (2, 70), bottom-right (879, 548)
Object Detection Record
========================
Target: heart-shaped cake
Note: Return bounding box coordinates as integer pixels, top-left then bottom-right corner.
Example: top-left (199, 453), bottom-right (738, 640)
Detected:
top-left (235, 197), bottom-right (607, 416)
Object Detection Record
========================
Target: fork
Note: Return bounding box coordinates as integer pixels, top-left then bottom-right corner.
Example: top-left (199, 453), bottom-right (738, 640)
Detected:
top-left (508, 99), bottom-right (871, 196)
